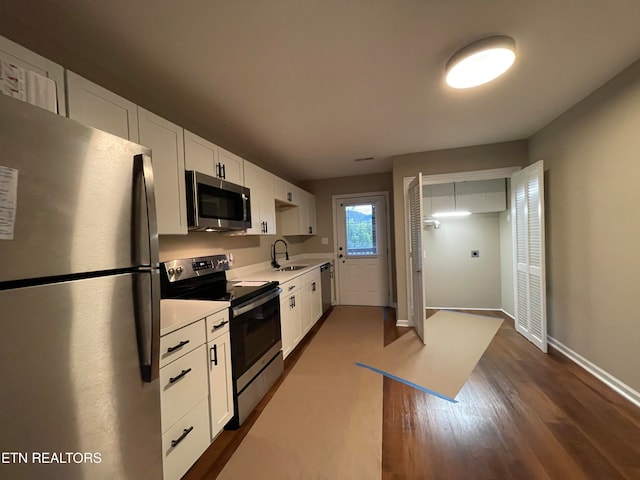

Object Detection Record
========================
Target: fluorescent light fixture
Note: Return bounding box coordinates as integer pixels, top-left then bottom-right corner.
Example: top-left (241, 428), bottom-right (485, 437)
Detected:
top-left (432, 211), bottom-right (471, 218)
top-left (445, 35), bottom-right (516, 89)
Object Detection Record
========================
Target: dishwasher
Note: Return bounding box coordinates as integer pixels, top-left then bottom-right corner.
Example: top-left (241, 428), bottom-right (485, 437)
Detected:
top-left (320, 262), bottom-right (332, 314)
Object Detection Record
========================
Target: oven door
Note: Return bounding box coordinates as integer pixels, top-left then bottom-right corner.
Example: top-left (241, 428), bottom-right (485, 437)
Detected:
top-left (186, 170), bottom-right (251, 231)
top-left (230, 288), bottom-right (282, 392)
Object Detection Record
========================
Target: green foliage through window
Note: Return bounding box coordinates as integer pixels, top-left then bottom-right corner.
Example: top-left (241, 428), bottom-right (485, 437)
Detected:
top-left (345, 204), bottom-right (377, 256)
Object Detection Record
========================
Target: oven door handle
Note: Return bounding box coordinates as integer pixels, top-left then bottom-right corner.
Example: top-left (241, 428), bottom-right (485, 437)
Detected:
top-left (232, 288), bottom-right (282, 317)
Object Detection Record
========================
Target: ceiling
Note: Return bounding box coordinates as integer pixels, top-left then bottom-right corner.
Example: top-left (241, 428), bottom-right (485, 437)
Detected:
top-left (2, 1), bottom-right (640, 181)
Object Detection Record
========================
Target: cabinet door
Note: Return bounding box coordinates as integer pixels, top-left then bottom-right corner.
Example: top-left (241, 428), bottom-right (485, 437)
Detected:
top-left (307, 193), bottom-right (317, 235)
top-left (66, 71), bottom-right (139, 142)
top-left (455, 178), bottom-right (506, 213)
top-left (310, 277), bottom-right (323, 324)
top-left (208, 332), bottom-right (233, 439)
top-left (0, 35), bottom-right (65, 114)
top-left (280, 293), bottom-right (302, 359)
top-left (423, 182), bottom-right (455, 217)
top-left (138, 107), bottom-right (187, 235)
top-left (274, 177), bottom-right (297, 205)
top-left (184, 130), bottom-right (218, 177)
top-left (243, 161), bottom-right (276, 235)
top-left (218, 147), bottom-right (244, 185)
top-left (298, 190), bottom-right (317, 235)
top-left (300, 283), bottom-right (313, 335)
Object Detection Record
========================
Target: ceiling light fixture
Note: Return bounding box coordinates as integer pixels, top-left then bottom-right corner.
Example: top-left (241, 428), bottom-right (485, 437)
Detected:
top-left (445, 35), bottom-right (516, 89)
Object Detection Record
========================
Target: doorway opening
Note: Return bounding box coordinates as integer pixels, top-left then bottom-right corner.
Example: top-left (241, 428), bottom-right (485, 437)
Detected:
top-left (404, 165), bottom-right (549, 352)
top-left (332, 192), bottom-right (392, 306)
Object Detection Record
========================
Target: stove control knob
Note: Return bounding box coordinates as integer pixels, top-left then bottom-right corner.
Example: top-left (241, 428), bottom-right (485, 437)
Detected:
top-left (167, 268), bottom-right (176, 276)
top-left (175, 266), bottom-right (183, 274)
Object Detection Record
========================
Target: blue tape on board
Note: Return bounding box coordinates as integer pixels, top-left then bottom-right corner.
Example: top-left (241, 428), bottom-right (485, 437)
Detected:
top-left (355, 362), bottom-right (459, 403)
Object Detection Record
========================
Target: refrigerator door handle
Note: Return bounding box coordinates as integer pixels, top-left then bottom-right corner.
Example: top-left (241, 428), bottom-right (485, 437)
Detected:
top-left (134, 153), bottom-right (161, 383)
top-left (136, 153), bottom-right (160, 268)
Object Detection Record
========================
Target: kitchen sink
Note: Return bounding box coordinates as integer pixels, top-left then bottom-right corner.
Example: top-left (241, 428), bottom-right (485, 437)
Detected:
top-left (277, 265), bottom-right (308, 271)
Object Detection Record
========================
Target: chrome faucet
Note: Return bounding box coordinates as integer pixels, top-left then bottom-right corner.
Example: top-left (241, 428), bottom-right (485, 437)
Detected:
top-left (271, 239), bottom-right (289, 268)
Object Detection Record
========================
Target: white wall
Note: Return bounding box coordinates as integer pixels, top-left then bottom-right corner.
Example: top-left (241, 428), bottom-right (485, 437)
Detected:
top-left (423, 213), bottom-right (501, 309)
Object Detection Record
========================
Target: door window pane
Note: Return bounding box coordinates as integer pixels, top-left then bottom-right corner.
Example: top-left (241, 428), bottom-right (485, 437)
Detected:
top-left (345, 204), bottom-right (377, 257)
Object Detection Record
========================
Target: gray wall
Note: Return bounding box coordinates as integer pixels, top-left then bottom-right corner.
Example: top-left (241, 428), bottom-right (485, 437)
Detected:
top-left (529, 58), bottom-right (640, 393)
top-left (301, 172), bottom-right (396, 302)
top-left (499, 210), bottom-right (515, 316)
top-left (424, 213), bottom-right (502, 309)
top-left (392, 140), bottom-right (528, 322)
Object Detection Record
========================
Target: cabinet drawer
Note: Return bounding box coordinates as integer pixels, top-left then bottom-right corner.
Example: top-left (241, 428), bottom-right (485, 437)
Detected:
top-left (162, 397), bottom-right (210, 480)
top-left (160, 344), bottom-right (208, 431)
top-left (205, 309), bottom-right (230, 343)
top-left (160, 319), bottom-right (206, 367)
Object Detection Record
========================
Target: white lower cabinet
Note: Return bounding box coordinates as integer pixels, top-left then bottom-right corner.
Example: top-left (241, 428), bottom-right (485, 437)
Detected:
top-left (280, 287), bottom-right (303, 359)
top-left (280, 269), bottom-right (323, 359)
top-left (160, 307), bottom-right (234, 480)
top-left (206, 313), bottom-right (234, 440)
top-left (161, 398), bottom-right (210, 480)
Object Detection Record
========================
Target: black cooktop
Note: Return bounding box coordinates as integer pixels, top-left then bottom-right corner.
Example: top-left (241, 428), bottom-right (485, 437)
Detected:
top-left (160, 254), bottom-right (279, 306)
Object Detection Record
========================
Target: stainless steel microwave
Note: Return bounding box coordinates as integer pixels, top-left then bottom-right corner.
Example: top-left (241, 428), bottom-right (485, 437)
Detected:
top-left (185, 170), bottom-right (251, 231)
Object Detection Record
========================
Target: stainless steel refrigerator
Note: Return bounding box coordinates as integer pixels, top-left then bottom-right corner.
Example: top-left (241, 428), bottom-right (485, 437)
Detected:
top-left (0, 94), bottom-right (162, 479)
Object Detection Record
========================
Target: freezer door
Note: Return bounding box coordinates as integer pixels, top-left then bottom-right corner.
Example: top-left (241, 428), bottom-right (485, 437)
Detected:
top-left (0, 95), bottom-right (157, 283)
top-left (0, 273), bottom-right (162, 480)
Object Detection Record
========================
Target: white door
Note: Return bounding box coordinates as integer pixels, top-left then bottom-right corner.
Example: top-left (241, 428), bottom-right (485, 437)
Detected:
top-left (511, 161), bottom-right (547, 352)
top-left (408, 175), bottom-right (426, 344)
top-left (336, 195), bottom-right (388, 306)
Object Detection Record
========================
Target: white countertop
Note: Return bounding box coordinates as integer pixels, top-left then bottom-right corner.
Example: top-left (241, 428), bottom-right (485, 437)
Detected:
top-left (161, 299), bottom-right (229, 336)
top-left (236, 258), bottom-right (331, 284)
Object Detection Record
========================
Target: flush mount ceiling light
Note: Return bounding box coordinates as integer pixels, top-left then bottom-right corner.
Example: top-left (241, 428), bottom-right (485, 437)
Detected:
top-left (445, 35), bottom-right (516, 89)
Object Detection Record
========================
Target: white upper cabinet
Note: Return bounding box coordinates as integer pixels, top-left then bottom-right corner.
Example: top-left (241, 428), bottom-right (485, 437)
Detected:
top-left (280, 188), bottom-right (317, 236)
top-left (184, 130), bottom-right (219, 177)
top-left (0, 35), bottom-right (65, 114)
top-left (138, 107), bottom-right (187, 235)
top-left (423, 179), bottom-right (507, 216)
top-left (274, 177), bottom-right (298, 205)
top-left (301, 190), bottom-right (317, 235)
top-left (183, 131), bottom-right (243, 185)
top-left (66, 71), bottom-right (139, 142)
top-left (455, 178), bottom-right (506, 213)
top-left (422, 183), bottom-right (455, 217)
top-left (243, 160), bottom-right (276, 235)
top-left (217, 147), bottom-right (244, 185)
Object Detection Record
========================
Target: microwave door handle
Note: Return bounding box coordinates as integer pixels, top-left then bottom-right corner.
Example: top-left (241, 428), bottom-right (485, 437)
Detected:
top-left (243, 193), bottom-right (249, 222)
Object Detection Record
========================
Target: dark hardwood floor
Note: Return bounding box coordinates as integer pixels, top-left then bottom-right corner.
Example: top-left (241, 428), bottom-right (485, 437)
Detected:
top-left (186, 307), bottom-right (640, 479)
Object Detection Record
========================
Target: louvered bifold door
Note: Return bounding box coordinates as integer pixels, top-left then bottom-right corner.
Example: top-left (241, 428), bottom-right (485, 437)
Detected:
top-left (511, 161), bottom-right (547, 352)
top-left (408, 174), bottom-right (426, 344)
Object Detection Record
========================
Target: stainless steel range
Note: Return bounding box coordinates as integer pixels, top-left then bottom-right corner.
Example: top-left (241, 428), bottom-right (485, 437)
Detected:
top-left (160, 255), bottom-right (284, 428)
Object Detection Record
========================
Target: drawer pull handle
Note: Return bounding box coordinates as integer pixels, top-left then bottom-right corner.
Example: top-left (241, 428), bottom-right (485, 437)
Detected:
top-left (171, 426), bottom-right (194, 447)
top-left (169, 368), bottom-right (192, 384)
top-left (213, 320), bottom-right (228, 330)
top-left (211, 344), bottom-right (218, 365)
top-left (288, 285), bottom-right (295, 291)
top-left (167, 340), bottom-right (189, 353)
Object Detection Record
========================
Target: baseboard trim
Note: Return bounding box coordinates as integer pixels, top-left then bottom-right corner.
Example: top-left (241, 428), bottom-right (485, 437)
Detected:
top-left (500, 309), bottom-right (515, 321)
top-left (548, 336), bottom-right (640, 408)
top-left (395, 319), bottom-right (410, 327)
top-left (426, 306), bottom-right (502, 311)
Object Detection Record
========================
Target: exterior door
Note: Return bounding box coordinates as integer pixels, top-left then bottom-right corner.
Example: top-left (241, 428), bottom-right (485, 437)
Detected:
top-left (511, 161), bottom-right (548, 352)
top-left (408, 175), bottom-right (426, 343)
top-left (336, 195), bottom-right (389, 306)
